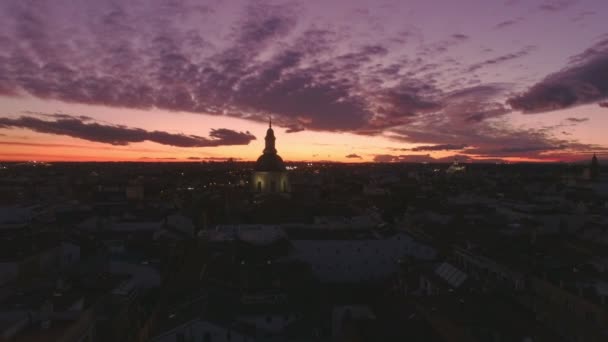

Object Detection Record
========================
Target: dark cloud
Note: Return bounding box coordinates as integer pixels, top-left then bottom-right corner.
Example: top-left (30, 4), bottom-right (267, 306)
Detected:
top-left (495, 146), bottom-right (563, 153)
top-left (451, 34), bottom-right (469, 40)
top-left (0, 114), bottom-right (256, 147)
top-left (345, 153), bottom-right (362, 159)
top-left (467, 46), bottom-right (535, 72)
top-left (416, 34), bottom-right (471, 59)
top-left (441, 85), bottom-right (511, 124)
top-left (335, 45), bottom-right (389, 65)
top-left (237, 3), bottom-right (295, 44)
top-left (539, 0), bottom-right (577, 12)
top-left (373, 153), bottom-right (481, 163)
top-left (373, 83), bottom-right (441, 122)
top-left (0, 0), bottom-right (498, 138)
top-left (494, 18), bottom-right (523, 29)
top-left (379, 82), bottom-right (583, 161)
top-left (566, 117), bottom-right (589, 123)
top-left (599, 102), bottom-right (608, 108)
top-left (389, 107), bottom-right (583, 160)
top-left (508, 39), bottom-right (608, 113)
top-left (411, 144), bottom-right (468, 151)
top-left (200, 157), bottom-right (242, 162)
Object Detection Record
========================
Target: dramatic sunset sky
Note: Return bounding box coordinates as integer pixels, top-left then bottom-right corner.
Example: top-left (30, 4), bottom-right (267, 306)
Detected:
top-left (1, 0), bottom-right (607, 163)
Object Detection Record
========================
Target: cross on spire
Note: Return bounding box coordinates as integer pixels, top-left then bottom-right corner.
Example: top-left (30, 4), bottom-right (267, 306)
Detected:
top-left (264, 116), bottom-right (277, 154)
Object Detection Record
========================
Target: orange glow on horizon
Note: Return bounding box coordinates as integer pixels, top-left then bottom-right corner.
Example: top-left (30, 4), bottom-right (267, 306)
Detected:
top-left (1, 97), bottom-right (605, 164)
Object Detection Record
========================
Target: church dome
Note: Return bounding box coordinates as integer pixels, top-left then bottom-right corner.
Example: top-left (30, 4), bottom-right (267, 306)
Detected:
top-left (255, 153), bottom-right (285, 172)
top-left (254, 120), bottom-right (286, 172)
top-left (252, 118), bottom-right (291, 194)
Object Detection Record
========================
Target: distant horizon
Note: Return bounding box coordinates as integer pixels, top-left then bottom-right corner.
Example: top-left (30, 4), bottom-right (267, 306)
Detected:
top-left (0, 157), bottom-right (600, 165)
top-left (1, 1), bottom-right (608, 163)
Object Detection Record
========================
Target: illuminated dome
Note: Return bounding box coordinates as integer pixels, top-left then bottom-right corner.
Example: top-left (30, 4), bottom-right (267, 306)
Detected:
top-left (252, 118), bottom-right (290, 193)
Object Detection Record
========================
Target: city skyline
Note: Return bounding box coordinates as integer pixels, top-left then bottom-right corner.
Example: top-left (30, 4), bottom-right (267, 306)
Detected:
top-left (1, 0), bottom-right (608, 163)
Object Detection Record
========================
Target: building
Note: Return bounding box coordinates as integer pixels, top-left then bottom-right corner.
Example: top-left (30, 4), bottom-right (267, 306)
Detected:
top-left (291, 232), bottom-right (436, 283)
top-left (591, 153), bottom-right (600, 181)
top-left (252, 119), bottom-right (290, 194)
top-left (446, 159), bottom-right (465, 174)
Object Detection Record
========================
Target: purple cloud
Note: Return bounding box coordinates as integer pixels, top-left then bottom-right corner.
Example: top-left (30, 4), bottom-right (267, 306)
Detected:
top-left (466, 46), bottom-right (535, 73)
top-left (565, 117), bottom-right (589, 123)
top-left (494, 17), bottom-right (524, 29)
top-left (345, 153), bottom-right (362, 159)
top-left (539, 0), bottom-right (578, 12)
top-left (0, 114), bottom-right (256, 147)
top-left (411, 144), bottom-right (468, 151)
top-left (508, 39), bottom-right (608, 112)
top-left (0, 0), bottom-right (604, 162)
top-left (451, 34), bottom-right (469, 40)
top-left (0, 0), bottom-right (524, 139)
top-left (373, 153), bottom-right (479, 163)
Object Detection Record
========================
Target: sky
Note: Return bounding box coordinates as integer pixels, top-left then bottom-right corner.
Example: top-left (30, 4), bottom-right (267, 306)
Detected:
top-left (1, 0), bottom-right (608, 163)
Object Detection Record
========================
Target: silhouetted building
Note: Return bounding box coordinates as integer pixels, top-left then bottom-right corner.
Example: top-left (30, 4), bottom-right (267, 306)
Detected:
top-left (252, 119), bottom-right (290, 193)
top-left (591, 153), bottom-right (600, 181)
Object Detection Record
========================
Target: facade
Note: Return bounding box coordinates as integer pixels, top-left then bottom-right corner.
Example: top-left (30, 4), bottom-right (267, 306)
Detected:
top-left (252, 120), bottom-right (290, 193)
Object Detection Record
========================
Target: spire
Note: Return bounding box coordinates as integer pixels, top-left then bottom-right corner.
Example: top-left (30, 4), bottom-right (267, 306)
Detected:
top-left (264, 118), bottom-right (277, 154)
top-left (591, 152), bottom-right (599, 180)
top-left (592, 153), bottom-right (599, 165)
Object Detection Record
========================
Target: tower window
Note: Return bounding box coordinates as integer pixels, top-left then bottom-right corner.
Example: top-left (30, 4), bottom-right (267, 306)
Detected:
top-left (257, 181), bottom-right (262, 192)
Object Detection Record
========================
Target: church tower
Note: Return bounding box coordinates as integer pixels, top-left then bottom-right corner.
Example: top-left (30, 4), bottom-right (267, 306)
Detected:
top-left (252, 119), bottom-right (290, 193)
top-left (590, 153), bottom-right (600, 181)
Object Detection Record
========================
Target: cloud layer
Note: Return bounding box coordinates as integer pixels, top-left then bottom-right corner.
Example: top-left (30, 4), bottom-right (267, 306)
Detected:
top-left (509, 38), bottom-right (608, 112)
top-left (0, 114), bottom-right (255, 147)
top-left (345, 153), bottom-right (362, 159)
top-left (0, 0), bottom-right (606, 161)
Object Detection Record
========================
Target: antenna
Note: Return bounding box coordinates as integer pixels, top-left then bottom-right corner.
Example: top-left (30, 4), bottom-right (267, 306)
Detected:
top-left (269, 116), bottom-right (272, 128)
